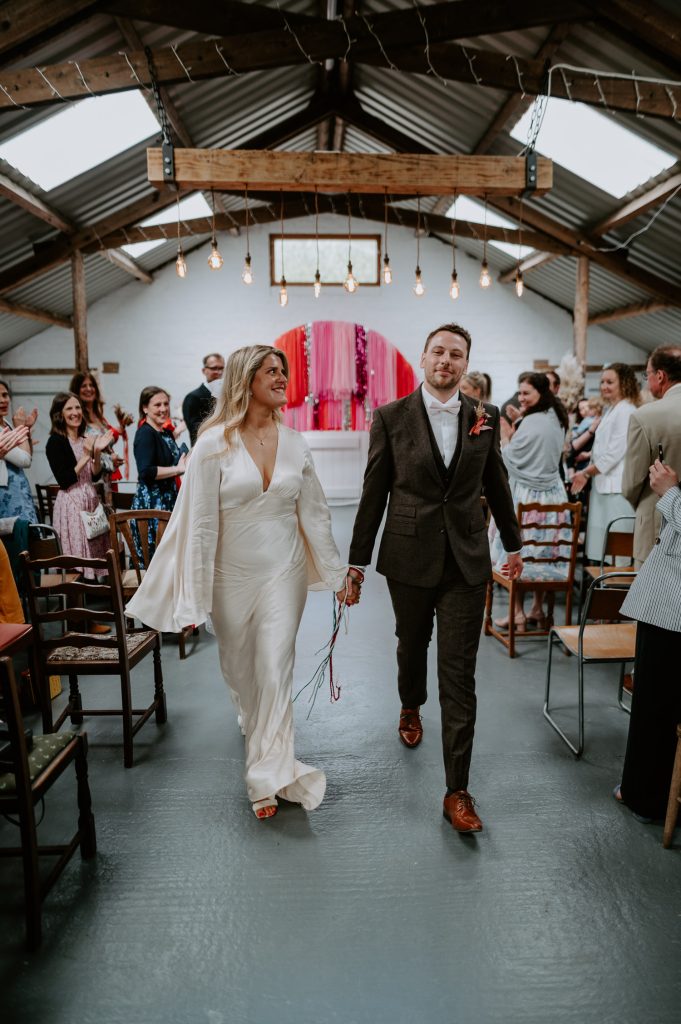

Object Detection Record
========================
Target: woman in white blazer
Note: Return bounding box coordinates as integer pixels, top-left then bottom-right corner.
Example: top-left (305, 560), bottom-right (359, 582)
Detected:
top-left (615, 459), bottom-right (681, 823)
top-left (571, 363), bottom-right (641, 560)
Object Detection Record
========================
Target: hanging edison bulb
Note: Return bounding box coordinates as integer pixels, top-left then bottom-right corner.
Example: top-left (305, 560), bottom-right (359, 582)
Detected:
top-left (344, 261), bottom-right (358, 293)
top-left (175, 247), bottom-right (188, 279)
top-left (242, 253), bottom-right (253, 285)
top-left (515, 269), bottom-right (524, 297)
top-left (278, 276), bottom-right (288, 307)
top-left (449, 270), bottom-right (460, 300)
top-left (383, 254), bottom-right (393, 285)
top-left (413, 266), bottom-right (425, 297)
top-left (314, 270), bottom-right (322, 298)
top-left (479, 260), bottom-right (491, 288)
top-left (207, 240), bottom-right (223, 271)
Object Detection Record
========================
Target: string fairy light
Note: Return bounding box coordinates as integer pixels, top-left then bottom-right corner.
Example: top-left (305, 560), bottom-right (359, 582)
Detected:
top-left (207, 189), bottom-right (223, 270)
top-left (479, 195), bottom-right (491, 289)
top-left (449, 201), bottom-right (460, 300)
top-left (413, 195), bottom-right (425, 296)
top-left (514, 198), bottom-right (524, 297)
top-left (314, 187), bottom-right (322, 298)
top-left (242, 186), bottom-right (253, 284)
top-left (344, 195), bottom-right (358, 294)
top-left (175, 195), bottom-right (187, 279)
top-left (278, 191), bottom-right (288, 307)
top-left (383, 190), bottom-right (393, 284)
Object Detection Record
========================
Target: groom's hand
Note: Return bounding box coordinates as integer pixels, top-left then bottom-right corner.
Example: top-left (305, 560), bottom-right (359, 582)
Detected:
top-left (338, 571), bottom-right (362, 606)
top-left (503, 553), bottom-right (523, 580)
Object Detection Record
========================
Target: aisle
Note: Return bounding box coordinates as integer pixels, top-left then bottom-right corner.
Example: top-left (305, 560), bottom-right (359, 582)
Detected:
top-left (1, 506), bottom-right (679, 1024)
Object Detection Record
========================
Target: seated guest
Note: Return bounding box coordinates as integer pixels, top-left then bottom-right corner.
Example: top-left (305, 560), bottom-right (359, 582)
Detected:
top-left (615, 458), bottom-right (681, 823)
top-left (45, 392), bottom-right (113, 580)
top-left (132, 387), bottom-right (187, 561)
top-left (571, 364), bottom-right (641, 562)
top-left (0, 380), bottom-right (38, 523)
top-left (490, 372), bottom-right (569, 630)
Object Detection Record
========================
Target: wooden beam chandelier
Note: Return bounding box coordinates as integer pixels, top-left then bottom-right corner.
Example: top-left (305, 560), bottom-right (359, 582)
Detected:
top-left (148, 147), bottom-right (552, 299)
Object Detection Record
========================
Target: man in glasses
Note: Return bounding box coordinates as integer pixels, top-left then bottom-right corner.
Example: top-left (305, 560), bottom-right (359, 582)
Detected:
top-left (182, 353), bottom-right (225, 446)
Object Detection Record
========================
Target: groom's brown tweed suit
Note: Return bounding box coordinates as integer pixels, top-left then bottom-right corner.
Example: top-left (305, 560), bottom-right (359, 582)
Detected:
top-left (349, 387), bottom-right (522, 790)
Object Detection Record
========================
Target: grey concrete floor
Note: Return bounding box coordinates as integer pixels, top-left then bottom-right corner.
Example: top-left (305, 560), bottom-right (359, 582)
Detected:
top-left (1, 505), bottom-right (680, 1024)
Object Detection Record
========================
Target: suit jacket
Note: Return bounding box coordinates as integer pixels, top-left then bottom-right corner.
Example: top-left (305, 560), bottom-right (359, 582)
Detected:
top-left (621, 485), bottom-right (681, 632)
top-left (621, 384), bottom-right (681, 563)
top-left (349, 388), bottom-right (522, 587)
top-left (182, 383), bottom-right (214, 446)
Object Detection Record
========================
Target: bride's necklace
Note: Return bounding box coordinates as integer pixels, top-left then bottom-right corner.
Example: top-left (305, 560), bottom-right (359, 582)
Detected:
top-left (244, 423), bottom-right (276, 447)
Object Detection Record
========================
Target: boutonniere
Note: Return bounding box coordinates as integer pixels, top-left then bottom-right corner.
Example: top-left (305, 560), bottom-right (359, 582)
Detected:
top-left (469, 400), bottom-right (493, 437)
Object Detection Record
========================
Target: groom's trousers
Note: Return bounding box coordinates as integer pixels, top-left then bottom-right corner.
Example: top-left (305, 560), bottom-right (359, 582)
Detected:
top-left (386, 547), bottom-right (487, 792)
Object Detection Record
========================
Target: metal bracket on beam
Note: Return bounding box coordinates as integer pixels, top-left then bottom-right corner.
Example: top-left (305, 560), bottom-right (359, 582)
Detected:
top-left (522, 152), bottom-right (537, 198)
top-left (162, 140), bottom-right (175, 183)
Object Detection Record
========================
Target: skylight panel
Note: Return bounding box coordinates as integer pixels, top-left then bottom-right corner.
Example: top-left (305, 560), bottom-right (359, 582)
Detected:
top-left (511, 97), bottom-right (676, 199)
top-left (446, 196), bottom-right (534, 259)
top-left (122, 193), bottom-right (214, 258)
top-left (0, 91), bottom-right (159, 192)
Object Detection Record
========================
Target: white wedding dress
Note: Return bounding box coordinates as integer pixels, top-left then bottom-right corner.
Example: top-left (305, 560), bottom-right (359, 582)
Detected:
top-left (126, 424), bottom-right (347, 809)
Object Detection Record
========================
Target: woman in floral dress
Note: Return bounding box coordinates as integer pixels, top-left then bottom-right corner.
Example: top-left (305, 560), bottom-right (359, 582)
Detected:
top-left (0, 379), bottom-right (38, 523)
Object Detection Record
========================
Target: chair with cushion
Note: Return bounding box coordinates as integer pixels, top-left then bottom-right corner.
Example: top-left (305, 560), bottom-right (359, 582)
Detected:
top-left (484, 501), bottom-right (582, 658)
top-left (21, 548), bottom-right (166, 769)
top-left (109, 509), bottom-right (195, 659)
top-left (0, 641), bottom-right (96, 950)
top-left (35, 484), bottom-right (59, 526)
top-left (544, 571), bottom-right (637, 758)
top-left (663, 724), bottom-right (681, 849)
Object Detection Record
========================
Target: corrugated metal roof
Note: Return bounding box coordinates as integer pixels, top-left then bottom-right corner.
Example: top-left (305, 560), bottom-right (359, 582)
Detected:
top-left (0, 2), bottom-right (680, 356)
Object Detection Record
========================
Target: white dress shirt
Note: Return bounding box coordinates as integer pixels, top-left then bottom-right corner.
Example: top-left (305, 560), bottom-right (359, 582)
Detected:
top-left (421, 385), bottom-right (462, 466)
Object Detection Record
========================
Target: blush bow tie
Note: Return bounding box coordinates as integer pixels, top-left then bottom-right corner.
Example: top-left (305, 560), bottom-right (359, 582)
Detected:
top-left (429, 402), bottom-right (461, 415)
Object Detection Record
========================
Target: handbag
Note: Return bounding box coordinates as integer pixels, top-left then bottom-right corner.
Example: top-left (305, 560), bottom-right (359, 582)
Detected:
top-left (80, 502), bottom-right (109, 540)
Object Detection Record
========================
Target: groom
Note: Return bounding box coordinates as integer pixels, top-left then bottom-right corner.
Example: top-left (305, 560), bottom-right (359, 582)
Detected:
top-left (346, 324), bottom-right (523, 833)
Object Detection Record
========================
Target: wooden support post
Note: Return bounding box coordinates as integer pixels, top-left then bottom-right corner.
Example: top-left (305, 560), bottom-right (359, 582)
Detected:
top-left (71, 251), bottom-right (88, 372)
top-left (573, 255), bottom-right (589, 367)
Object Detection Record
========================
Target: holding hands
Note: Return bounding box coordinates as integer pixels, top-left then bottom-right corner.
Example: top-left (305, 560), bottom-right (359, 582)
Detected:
top-left (649, 458), bottom-right (679, 496)
top-left (337, 569), bottom-right (363, 607)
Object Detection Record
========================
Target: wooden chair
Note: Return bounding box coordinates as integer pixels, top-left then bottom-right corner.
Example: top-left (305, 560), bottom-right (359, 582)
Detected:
top-left (0, 635), bottom-right (96, 950)
top-left (110, 491), bottom-right (134, 511)
top-left (109, 509), bottom-right (195, 659)
top-left (663, 724), bottom-right (681, 849)
top-left (28, 524), bottom-right (81, 596)
top-left (583, 515), bottom-right (636, 593)
top-left (484, 501), bottom-right (582, 658)
top-left (20, 548), bottom-right (166, 769)
top-left (35, 484), bottom-right (59, 525)
top-left (544, 571), bottom-right (637, 758)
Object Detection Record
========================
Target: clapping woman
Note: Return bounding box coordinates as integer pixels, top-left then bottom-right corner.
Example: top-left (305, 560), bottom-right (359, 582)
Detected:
top-left (0, 379), bottom-right (38, 523)
top-left (46, 392), bottom-right (113, 579)
top-left (70, 371), bottom-right (125, 498)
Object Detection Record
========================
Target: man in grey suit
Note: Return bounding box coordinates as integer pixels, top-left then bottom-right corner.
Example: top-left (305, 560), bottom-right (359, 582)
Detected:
top-left (345, 324), bottom-right (523, 833)
top-left (622, 345), bottom-right (681, 565)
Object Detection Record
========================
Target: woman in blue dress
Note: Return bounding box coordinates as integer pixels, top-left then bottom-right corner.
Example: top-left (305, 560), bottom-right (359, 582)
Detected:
top-left (0, 380), bottom-right (38, 523)
top-left (131, 386), bottom-right (187, 562)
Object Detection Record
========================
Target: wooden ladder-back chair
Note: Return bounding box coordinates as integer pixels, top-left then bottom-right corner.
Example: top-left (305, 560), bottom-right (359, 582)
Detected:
top-left (35, 484), bottom-right (59, 525)
top-left (0, 636), bottom-right (96, 950)
top-left (110, 491), bottom-right (134, 511)
top-left (20, 549), bottom-right (166, 769)
top-left (484, 501), bottom-right (582, 658)
top-left (544, 571), bottom-right (637, 758)
top-left (27, 524), bottom-right (81, 595)
top-left (109, 509), bottom-right (195, 659)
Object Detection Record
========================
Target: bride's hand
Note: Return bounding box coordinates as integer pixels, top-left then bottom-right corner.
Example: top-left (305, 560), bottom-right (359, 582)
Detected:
top-left (338, 574), bottom-right (361, 606)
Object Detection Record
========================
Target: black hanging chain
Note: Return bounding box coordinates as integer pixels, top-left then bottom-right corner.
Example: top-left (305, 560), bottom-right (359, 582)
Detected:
top-left (522, 59), bottom-right (551, 197)
top-left (145, 46), bottom-right (175, 183)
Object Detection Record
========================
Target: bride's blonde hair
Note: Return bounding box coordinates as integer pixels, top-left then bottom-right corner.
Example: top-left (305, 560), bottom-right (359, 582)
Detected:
top-left (198, 344), bottom-right (289, 447)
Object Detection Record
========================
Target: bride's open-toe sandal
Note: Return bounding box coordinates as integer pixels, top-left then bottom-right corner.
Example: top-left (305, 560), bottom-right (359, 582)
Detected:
top-left (252, 797), bottom-right (278, 820)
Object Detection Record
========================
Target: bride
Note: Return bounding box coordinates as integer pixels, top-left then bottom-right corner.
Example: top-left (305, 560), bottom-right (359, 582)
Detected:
top-left (126, 345), bottom-right (357, 819)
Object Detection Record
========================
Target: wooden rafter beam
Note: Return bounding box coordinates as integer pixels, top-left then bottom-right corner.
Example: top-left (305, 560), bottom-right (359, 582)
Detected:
top-left (0, 0), bottom-right (100, 63)
top-left (590, 170), bottom-right (681, 236)
top-left (589, 0), bottom-right (681, 69)
top-left (147, 149), bottom-right (553, 195)
top-left (0, 295), bottom-right (72, 329)
top-left (102, 0), bottom-right (314, 36)
top-left (498, 252), bottom-right (559, 283)
top-left (0, 171), bottom-right (76, 233)
top-left (95, 201), bottom-right (568, 254)
top-left (100, 248), bottom-right (152, 283)
top-left (588, 298), bottom-right (673, 325)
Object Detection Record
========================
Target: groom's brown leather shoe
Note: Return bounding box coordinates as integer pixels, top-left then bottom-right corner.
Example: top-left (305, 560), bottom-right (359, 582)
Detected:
top-left (398, 707), bottom-right (423, 748)
top-left (443, 790), bottom-right (483, 833)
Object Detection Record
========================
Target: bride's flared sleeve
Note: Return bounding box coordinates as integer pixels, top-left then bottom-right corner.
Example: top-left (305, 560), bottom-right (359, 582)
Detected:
top-left (125, 429), bottom-right (221, 631)
top-left (297, 443), bottom-right (348, 592)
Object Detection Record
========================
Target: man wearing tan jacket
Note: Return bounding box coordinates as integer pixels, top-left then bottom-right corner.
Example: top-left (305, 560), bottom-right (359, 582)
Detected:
top-left (622, 345), bottom-right (681, 565)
